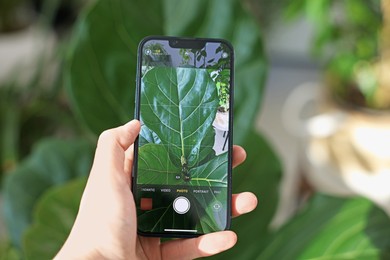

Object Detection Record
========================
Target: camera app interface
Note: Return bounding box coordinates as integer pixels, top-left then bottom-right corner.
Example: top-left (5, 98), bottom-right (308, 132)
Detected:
top-left (136, 39), bottom-right (232, 235)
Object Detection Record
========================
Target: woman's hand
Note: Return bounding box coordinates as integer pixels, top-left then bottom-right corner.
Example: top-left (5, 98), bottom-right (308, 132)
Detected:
top-left (56, 120), bottom-right (257, 260)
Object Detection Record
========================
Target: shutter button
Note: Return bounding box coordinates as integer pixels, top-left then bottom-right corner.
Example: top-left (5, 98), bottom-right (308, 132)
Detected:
top-left (173, 196), bottom-right (190, 214)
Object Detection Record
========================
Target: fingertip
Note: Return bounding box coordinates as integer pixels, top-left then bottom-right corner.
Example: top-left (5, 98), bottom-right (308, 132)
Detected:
top-left (241, 192), bottom-right (258, 213)
top-left (232, 145), bottom-right (247, 168)
top-left (248, 192), bottom-right (258, 209)
top-left (127, 118), bottom-right (140, 124)
top-left (224, 231), bottom-right (238, 251)
top-left (97, 120), bottom-right (141, 153)
top-left (122, 119), bottom-right (141, 143)
top-left (125, 119), bottom-right (141, 131)
top-left (241, 147), bottom-right (247, 161)
top-left (227, 230), bottom-right (238, 247)
top-left (198, 231), bottom-right (237, 256)
top-left (232, 192), bottom-right (258, 217)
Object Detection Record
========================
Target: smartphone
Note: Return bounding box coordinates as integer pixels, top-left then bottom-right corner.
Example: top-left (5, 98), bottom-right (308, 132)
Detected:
top-left (133, 36), bottom-right (234, 237)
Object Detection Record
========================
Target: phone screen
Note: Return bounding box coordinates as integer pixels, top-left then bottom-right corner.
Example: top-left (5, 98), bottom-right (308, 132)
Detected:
top-left (133, 37), bottom-right (233, 236)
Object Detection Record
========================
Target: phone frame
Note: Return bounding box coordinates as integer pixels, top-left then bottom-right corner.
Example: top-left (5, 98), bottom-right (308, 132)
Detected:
top-left (133, 35), bottom-right (234, 238)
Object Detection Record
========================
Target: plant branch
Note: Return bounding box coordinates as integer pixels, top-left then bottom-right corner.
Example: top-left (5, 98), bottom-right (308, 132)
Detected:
top-left (379, 0), bottom-right (390, 100)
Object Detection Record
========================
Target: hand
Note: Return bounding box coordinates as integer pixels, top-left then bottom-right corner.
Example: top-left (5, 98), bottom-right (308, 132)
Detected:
top-left (56, 120), bottom-right (257, 260)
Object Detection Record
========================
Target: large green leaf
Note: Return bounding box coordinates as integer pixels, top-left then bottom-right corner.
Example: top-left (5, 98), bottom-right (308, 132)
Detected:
top-left (139, 125), bottom-right (161, 145)
top-left (192, 188), bottom-right (228, 232)
top-left (137, 189), bottom-right (228, 233)
top-left (140, 67), bottom-right (218, 166)
top-left (2, 139), bottom-right (93, 248)
top-left (210, 130), bottom-right (282, 260)
top-left (66, 0), bottom-right (266, 145)
top-left (189, 152), bottom-right (228, 187)
top-left (137, 142), bottom-right (229, 233)
top-left (137, 144), bottom-right (180, 185)
top-left (138, 144), bottom-right (228, 187)
top-left (257, 194), bottom-right (390, 259)
top-left (66, 0), bottom-right (164, 135)
top-left (23, 178), bottom-right (86, 260)
top-left (163, 0), bottom-right (267, 144)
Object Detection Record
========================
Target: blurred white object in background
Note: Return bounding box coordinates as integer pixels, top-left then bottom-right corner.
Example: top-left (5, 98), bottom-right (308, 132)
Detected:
top-left (283, 82), bottom-right (390, 215)
top-left (0, 25), bottom-right (56, 84)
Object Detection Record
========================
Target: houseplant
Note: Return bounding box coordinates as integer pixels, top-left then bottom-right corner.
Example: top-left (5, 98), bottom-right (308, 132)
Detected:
top-left (284, 0), bottom-right (390, 214)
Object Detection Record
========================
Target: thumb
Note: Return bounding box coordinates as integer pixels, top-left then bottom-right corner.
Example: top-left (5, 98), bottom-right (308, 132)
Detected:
top-left (90, 120), bottom-right (141, 181)
top-left (97, 120), bottom-right (141, 152)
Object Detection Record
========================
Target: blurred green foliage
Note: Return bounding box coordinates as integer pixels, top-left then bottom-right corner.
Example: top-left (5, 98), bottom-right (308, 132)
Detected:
top-left (0, 0), bottom-right (31, 32)
top-left (3, 139), bottom-right (93, 249)
top-left (23, 178), bottom-right (87, 259)
top-left (286, 0), bottom-right (389, 109)
top-left (0, 54), bottom-right (82, 186)
top-left (258, 195), bottom-right (390, 259)
top-left (286, 0), bottom-right (381, 59)
top-left (0, 0), bottom-right (89, 185)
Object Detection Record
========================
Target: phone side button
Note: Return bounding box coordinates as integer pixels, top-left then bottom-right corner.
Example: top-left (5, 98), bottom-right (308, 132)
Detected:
top-left (173, 196), bottom-right (190, 214)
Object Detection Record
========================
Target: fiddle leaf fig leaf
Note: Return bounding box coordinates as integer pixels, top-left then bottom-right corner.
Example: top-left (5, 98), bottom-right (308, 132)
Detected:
top-left (2, 138), bottom-right (93, 248)
top-left (66, 0), bottom-right (164, 135)
top-left (140, 67), bottom-right (218, 167)
top-left (139, 125), bottom-right (161, 145)
top-left (23, 178), bottom-right (87, 260)
top-left (257, 195), bottom-right (390, 259)
top-left (210, 130), bottom-right (282, 260)
top-left (192, 187), bottom-right (228, 232)
top-left (137, 144), bottom-right (227, 187)
top-left (66, 0), bottom-right (266, 145)
top-left (189, 152), bottom-right (228, 187)
top-left (137, 144), bottom-right (180, 185)
top-left (137, 184), bottom-right (228, 233)
top-left (136, 144), bottom-right (228, 233)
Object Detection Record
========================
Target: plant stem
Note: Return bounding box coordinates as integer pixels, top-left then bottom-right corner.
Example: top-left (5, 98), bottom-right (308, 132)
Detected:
top-left (378, 0), bottom-right (390, 107)
top-left (382, 0), bottom-right (390, 53)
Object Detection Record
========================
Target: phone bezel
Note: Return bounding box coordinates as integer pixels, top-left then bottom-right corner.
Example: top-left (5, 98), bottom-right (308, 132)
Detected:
top-left (133, 35), bottom-right (235, 238)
